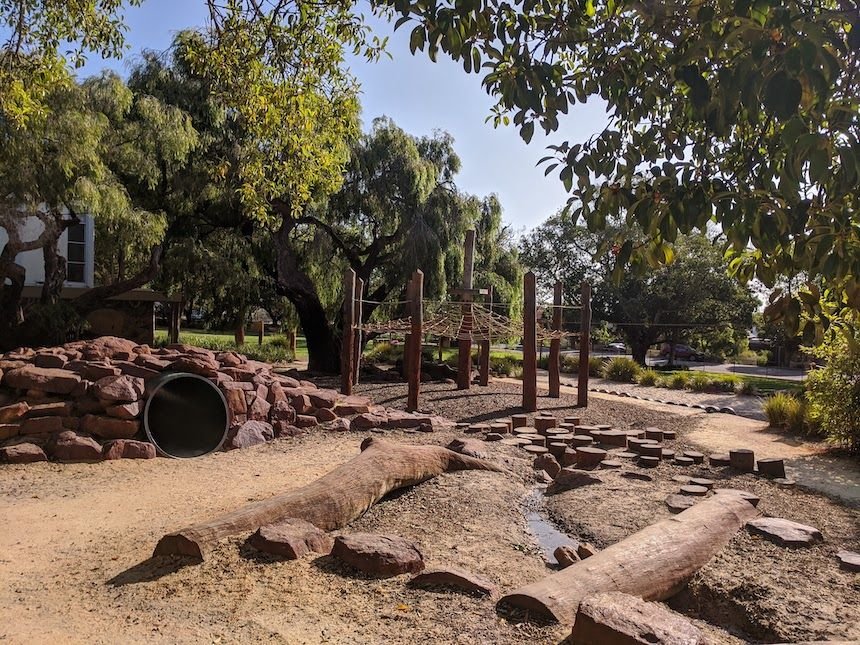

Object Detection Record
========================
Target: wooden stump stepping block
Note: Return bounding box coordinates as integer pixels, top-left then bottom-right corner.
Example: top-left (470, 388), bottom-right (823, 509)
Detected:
top-left (665, 494), bottom-right (698, 513)
top-left (837, 550), bottom-right (860, 572)
top-left (576, 425), bottom-right (600, 436)
top-left (639, 443), bottom-right (663, 458)
top-left (564, 416), bottom-right (581, 425)
top-left (661, 449), bottom-right (675, 460)
top-left (674, 456), bottom-right (694, 466)
top-left (511, 414), bottom-right (528, 428)
top-left (595, 424), bottom-right (612, 431)
top-left (638, 455), bottom-right (660, 468)
top-left (774, 478), bottom-right (796, 488)
top-left (757, 458), bottom-right (786, 479)
top-left (599, 459), bottom-right (623, 469)
top-left (709, 453), bottom-right (731, 467)
top-left (746, 517), bottom-right (823, 546)
top-left (548, 442), bottom-right (568, 460)
top-left (465, 424), bottom-right (488, 434)
top-left (484, 432), bottom-right (504, 442)
top-left (644, 427), bottom-right (664, 441)
top-left (729, 448), bottom-right (755, 472)
top-left (513, 427), bottom-right (536, 436)
top-left (713, 488), bottom-right (761, 507)
top-left (627, 438), bottom-right (649, 453)
top-left (680, 485), bottom-right (709, 496)
top-left (672, 475), bottom-right (692, 484)
top-left (689, 477), bottom-right (714, 489)
top-left (553, 433), bottom-right (575, 444)
top-left (498, 418), bottom-right (514, 432)
top-left (598, 430), bottom-right (628, 447)
top-left (621, 471), bottom-right (653, 481)
top-left (615, 451), bottom-right (638, 459)
top-left (576, 446), bottom-right (607, 468)
top-left (523, 445), bottom-right (549, 455)
top-left (489, 422), bottom-right (510, 435)
top-left (562, 448), bottom-right (578, 467)
top-left (682, 450), bottom-right (705, 464)
top-left (661, 430), bottom-right (677, 440)
top-left (500, 437), bottom-right (529, 446)
top-left (545, 427), bottom-right (567, 436)
top-left (558, 423), bottom-right (577, 432)
top-left (529, 436), bottom-right (547, 447)
top-left (534, 416), bottom-right (558, 432)
top-left (571, 435), bottom-right (594, 447)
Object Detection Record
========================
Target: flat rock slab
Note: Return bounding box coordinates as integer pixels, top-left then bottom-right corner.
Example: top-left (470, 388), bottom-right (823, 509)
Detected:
top-left (714, 488), bottom-right (761, 508)
top-left (546, 468), bottom-right (602, 495)
top-left (0, 442), bottom-right (47, 464)
top-left (747, 517), bottom-right (823, 547)
top-left (102, 439), bottom-right (156, 460)
top-left (249, 518), bottom-right (333, 559)
top-left (446, 438), bottom-right (488, 459)
top-left (665, 494), bottom-right (698, 514)
top-left (680, 485), bottom-right (709, 496)
top-left (837, 550), bottom-right (860, 572)
top-left (332, 533), bottom-right (424, 577)
top-left (571, 591), bottom-right (703, 645)
top-left (409, 566), bottom-right (496, 596)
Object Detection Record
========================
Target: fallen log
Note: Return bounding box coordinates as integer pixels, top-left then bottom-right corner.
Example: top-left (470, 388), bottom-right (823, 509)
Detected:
top-left (154, 437), bottom-right (502, 560)
top-left (498, 493), bottom-right (759, 625)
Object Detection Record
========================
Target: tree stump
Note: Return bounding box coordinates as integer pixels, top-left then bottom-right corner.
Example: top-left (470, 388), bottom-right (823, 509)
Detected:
top-left (661, 430), bottom-right (677, 440)
top-left (729, 449), bottom-right (755, 472)
top-left (490, 422), bottom-right (510, 435)
top-left (680, 485), bottom-right (709, 496)
top-left (639, 444), bottom-right (663, 458)
top-left (548, 442), bottom-right (567, 460)
top-left (535, 416), bottom-right (558, 433)
top-left (562, 448), bottom-right (578, 467)
top-left (576, 446), bottom-right (607, 468)
top-left (511, 414), bottom-right (528, 428)
top-left (638, 455), bottom-right (660, 468)
top-left (644, 427), bottom-right (664, 441)
top-left (600, 459), bottom-right (622, 469)
top-left (689, 478), bottom-right (714, 489)
top-left (661, 449), bottom-right (675, 460)
top-left (529, 435), bottom-right (547, 447)
top-left (513, 427), bottom-right (536, 436)
top-left (674, 456), bottom-right (694, 466)
top-left (757, 458), bottom-right (786, 478)
top-left (708, 453), bottom-right (731, 467)
top-left (564, 416), bottom-right (581, 425)
top-left (682, 450), bottom-right (705, 464)
top-left (627, 437), bottom-right (649, 453)
top-left (571, 435), bottom-right (594, 447)
top-left (599, 430), bottom-right (628, 447)
top-left (467, 423), bottom-right (490, 434)
top-left (524, 444), bottom-right (549, 455)
top-left (616, 451), bottom-right (638, 459)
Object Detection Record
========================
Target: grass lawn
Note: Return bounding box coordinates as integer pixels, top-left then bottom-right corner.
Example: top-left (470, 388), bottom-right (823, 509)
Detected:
top-left (154, 328), bottom-right (309, 362)
top-left (659, 369), bottom-right (803, 395)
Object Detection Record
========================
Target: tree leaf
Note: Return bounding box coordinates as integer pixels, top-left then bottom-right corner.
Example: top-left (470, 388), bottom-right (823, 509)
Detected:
top-left (763, 71), bottom-right (802, 119)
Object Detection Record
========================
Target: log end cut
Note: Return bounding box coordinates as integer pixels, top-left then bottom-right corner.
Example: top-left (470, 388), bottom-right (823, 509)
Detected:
top-left (153, 532), bottom-right (205, 560)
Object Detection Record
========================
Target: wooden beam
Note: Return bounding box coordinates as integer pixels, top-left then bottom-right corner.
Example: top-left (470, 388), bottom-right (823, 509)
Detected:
top-left (353, 277), bottom-right (364, 384)
top-left (498, 494), bottom-right (759, 625)
top-left (407, 270), bottom-right (423, 412)
top-left (577, 281), bottom-right (592, 408)
top-left (523, 271), bottom-right (537, 411)
top-left (479, 285), bottom-right (492, 386)
top-left (153, 438), bottom-right (504, 560)
top-left (341, 268), bottom-right (356, 395)
top-left (548, 280), bottom-right (562, 398)
top-left (457, 229), bottom-right (476, 390)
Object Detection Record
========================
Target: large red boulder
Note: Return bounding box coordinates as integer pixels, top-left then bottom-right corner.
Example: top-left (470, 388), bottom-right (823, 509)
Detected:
top-left (248, 519), bottom-right (334, 559)
top-left (79, 336), bottom-right (138, 360)
top-left (332, 533), bottom-right (424, 577)
top-left (80, 414), bottom-right (140, 439)
top-left (0, 401), bottom-right (30, 423)
top-left (228, 420), bottom-right (273, 449)
top-left (0, 442), bottom-right (48, 464)
top-left (92, 374), bottom-right (144, 403)
top-left (50, 431), bottom-right (103, 462)
top-left (4, 365), bottom-right (81, 395)
top-left (102, 439), bottom-right (157, 460)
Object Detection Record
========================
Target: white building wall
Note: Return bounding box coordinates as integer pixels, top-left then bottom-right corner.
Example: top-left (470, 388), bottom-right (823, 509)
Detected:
top-left (0, 212), bottom-right (95, 288)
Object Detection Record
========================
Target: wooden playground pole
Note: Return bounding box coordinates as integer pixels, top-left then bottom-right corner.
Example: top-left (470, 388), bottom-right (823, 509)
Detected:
top-left (479, 285), bottom-right (492, 386)
top-left (403, 275), bottom-right (413, 381)
top-left (353, 277), bottom-right (364, 384)
top-left (578, 281), bottom-right (592, 407)
top-left (457, 229), bottom-right (476, 390)
top-left (523, 271), bottom-right (537, 412)
top-left (549, 280), bottom-right (562, 398)
top-left (341, 268), bottom-right (356, 395)
top-left (407, 270), bottom-right (424, 412)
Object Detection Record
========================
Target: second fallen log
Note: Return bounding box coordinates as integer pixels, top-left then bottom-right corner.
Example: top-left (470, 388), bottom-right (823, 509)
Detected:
top-left (153, 438), bottom-right (502, 560)
top-left (498, 493), bottom-right (759, 625)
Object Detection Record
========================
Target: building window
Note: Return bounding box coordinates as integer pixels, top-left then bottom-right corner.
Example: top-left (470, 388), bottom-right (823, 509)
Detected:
top-left (67, 222), bottom-right (86, 283)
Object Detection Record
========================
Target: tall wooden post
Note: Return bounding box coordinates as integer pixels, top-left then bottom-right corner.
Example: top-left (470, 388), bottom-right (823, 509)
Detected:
top-left (479, 285), bottom-right (492, 386)
top-left (549, 280), bottom-right (562, 398)
top-left (403, 275), bottom-right (413, 381)
top-left (457, 229), bottom-right (476, 390)
top-left (341, 268), bottom-right (356, 395)
top-left (523, 271), bottom-right (537, 412)
top-left (353, 277), bottom-right (364, 384)
top-left (257, 321), bottom-right (265, 346)
top-left (407, 270), bottom-right (424, 412)
top-left (578, 281), bottom-right (592, 408)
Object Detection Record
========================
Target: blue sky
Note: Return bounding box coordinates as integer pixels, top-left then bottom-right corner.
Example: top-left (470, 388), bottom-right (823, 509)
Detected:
top-left (77, 0), bottom-right (609, 232)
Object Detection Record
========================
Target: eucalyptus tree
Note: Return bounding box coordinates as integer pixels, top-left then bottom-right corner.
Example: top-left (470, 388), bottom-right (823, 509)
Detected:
top-left (377, 0), bottom-right (860, 336)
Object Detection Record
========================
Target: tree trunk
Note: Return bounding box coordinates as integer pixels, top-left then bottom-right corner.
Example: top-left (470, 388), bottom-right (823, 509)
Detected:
top-left (630, 340), bottom-right (649, 366)
top-left (234, 306), bottom-right (247, 345)
top-left (274, 218), bottom-right (340, 373)
top-left (71, 245), bottom-right (162, 315)
top-left (498, 494), bottom-right (759, 625)
top-left (153, 437), bottom-right (503, 560)
top-left (40, 230), bottom-right (66, 304)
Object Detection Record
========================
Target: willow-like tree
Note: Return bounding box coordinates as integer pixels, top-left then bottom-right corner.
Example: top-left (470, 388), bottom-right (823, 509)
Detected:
top-left (377, 0), bottom-right (860, 338)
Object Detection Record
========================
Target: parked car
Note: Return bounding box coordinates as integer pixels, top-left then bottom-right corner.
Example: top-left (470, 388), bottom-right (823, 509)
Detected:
top-left (659, 343), bottom-right (705, 361)
top-left (607, 341), bottom-right (626, 352)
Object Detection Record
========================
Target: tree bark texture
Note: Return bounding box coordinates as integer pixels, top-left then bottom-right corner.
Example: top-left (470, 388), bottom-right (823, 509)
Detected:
top-left (153, 438), bottom-right (503, 560)
top-left (498, 494), bottom-right (759, 625)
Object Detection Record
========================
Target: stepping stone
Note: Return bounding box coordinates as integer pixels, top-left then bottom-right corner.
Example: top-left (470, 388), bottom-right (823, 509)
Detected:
top-left (730, 448), bottom-right (755, 472)
top-left (570, 435), bottom-right (594, 447)
top-left (644, 427), bottom-right (663, 441)
top-left (672, 475), bottom-right (692, 484)
top-left (661, 449), bottom-right (675, 460)
top-left (713, 488), bottom-right (761, 507)
top-left (500, 437), bottom-right (526, 447)
top-left (705, 406), bottom-right (718, 413)
top-left (564, 416), bottom-right (581, 425)
top-left (621, 471), bottom-right (653, 482)
top-left (638, 455), bottom-right (660, 468)
top-left (746, 517), bottom-right (823, 547)
top-left (572, 592), bottom-right (702, 645)
top-left (248, 518), bottom-right (333, 559)
top-left (599, 459), bottom-right (623, 469)
top-left (662, 430), bottom-right (677, 440)
top-left (409, 566), bottom-right (496, 596)
top-left (720, 407), bottom-right (736, 415)
top-left (680, 485), bottom-right (709, 496)
top-left (689, 478), bottom-right (714, 489)
top-left (674, 456), bottom-right (694, 466)
top-left (489, 423), bottom-right (510, 435)
top-left (513, 427), bottom-right (536, 436)
top-left (757, 458), bottom-right (786, 479)
top-left (465, 424), bottom-right (487, 434)
top-left (837, 550), bottom-right (860, 572)
top-left (639, 443), bottom-right (663, 458)
top-left (332, 533), bottom-right (424, 576)
top-left (511, 414), bottom-right (528, 428)
top-left (547, 468), bottom-right (603, 494)
top-left (774, 478), bottom-right (797, 489)
top-left (484, 432), bottom-right (504, 442)
top-left (529, 436), bottom-right (547, 447)
top-left (534, 416), bottom-right (558, 432)
top-left (682, 450), bottom-right (704, 464)
top-left (523, 445), bottom-right (549, 455)
top-left (595, 424), bottom-right (612, 431)
top-left (709, 453), bottom-right (731, 467)
top-left (576, 446), bottom-right (607, 468)
top-left (548, 441), bottom-right (568, 459)
top-left (598, 430), bottom-right (628, 447)
top-left (615, 451), bottom-right (638, 459)
top-left (665, 494), bottom-right (698, 514)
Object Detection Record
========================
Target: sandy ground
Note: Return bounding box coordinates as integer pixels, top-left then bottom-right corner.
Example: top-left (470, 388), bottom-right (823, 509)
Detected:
top-left (1, 378), bottom-right (858, 644)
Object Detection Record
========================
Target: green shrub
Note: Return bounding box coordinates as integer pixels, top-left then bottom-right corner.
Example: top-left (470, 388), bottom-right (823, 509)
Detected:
top-left (491, 354), bottom-right (522, 378)
top-left (710, 374), bottom-right (740, 392)
top-left (163, 333), bottom-right (294, 364)
top-left (602, 356), bottom-right (641, 382)
top-left (689, 373), bottom-right (711, 392)
top-left (268, 335), bottom-right (290, 348)
top-left (805, 333), bottom-right (860, 452)
top-left (764, 392), bottom-right (801, 428)
top-left (666, 372), bottom-right (689, 389)
top-left (364, 341), bottom-right (402, 364)
top-left (637, 369), bottom-right (659, 386)
top-left (736, 380), bottom-right (759, 396)
top-left (589, 356), bottom-right (606, 377)
top-left (560, 355), bottom-right (579, 373)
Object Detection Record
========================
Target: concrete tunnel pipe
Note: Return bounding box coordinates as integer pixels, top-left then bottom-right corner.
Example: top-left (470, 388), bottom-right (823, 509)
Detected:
top-left (143, 372), bottom-right (229, 458)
